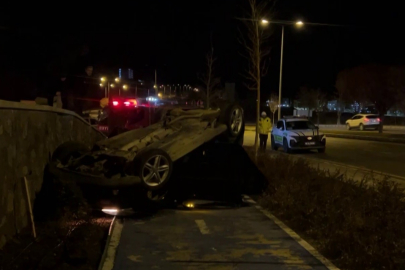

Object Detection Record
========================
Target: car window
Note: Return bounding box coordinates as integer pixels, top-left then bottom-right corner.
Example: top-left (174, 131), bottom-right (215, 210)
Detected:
top-left (351, 115), bottom-right (359, 120)
top-left (366, 115), bottom-right (378, 119)
top-left (276, 121), bottom-right (284, 129)
top-left (286, 121), bottom-right (316, 130)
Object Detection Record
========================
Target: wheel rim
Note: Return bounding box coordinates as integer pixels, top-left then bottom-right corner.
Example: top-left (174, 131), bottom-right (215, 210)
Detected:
top-left (141, 155), bottom-right (170, 187)
top-left (346, 124), bottom-right (350, 130)
top-left (230, 108), bottom-right (243, 134)
top-left (360, 124), bottom-right (363, 131)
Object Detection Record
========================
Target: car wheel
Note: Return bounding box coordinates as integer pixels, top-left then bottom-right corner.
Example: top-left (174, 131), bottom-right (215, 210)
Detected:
top-left (219, 104), bottom-right (244, 138)
top-left (346, 123), bottom-right (351, 130)
top-left (318, 147), bottom-right (326, 153)
top-left (271, 135), bottom-right (278, 151)
top-left (133, 149), bottom-right (173, 191)
top-left (283, 138), bottom-right (291, 153)
top-left (359, 123), bottom-right (364, 131)
top-left (51, 141), bottom-right (89, 165)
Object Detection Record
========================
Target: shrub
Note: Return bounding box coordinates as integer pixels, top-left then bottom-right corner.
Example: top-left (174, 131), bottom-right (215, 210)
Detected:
top-left (246, 148), bottom-right (405, 270)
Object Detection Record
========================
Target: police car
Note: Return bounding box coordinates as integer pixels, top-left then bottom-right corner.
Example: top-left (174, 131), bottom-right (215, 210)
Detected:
top-left (271, 116), bottom-right (326, 153)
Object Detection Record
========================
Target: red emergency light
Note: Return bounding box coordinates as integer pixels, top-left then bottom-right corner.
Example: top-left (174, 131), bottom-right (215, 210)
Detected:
top-left (112, 99), bottom-right (137, 107)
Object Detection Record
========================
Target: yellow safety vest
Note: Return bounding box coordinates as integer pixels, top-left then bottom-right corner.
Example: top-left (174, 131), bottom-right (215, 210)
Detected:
top-left (259, 117), bottom-right (271, 134)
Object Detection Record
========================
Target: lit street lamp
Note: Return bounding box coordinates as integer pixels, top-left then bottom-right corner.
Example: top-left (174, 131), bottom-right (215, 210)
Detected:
top-left (260, 19), bottom-right (304, 120)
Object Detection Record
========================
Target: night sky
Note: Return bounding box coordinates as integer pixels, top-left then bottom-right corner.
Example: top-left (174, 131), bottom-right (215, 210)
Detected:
top-left (1, 1), bottom-right (404, 101)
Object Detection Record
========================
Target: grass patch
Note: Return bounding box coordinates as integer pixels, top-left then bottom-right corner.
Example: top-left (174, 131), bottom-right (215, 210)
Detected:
top-left (246, 147), bottom-right (405, 270)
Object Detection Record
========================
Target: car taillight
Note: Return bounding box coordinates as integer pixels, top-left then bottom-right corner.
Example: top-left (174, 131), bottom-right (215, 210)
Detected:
top-left (112, 101), bottom-right (119, 106)
top-left (364, 118), bottom-right (369, 122)
top-left (124, 101), bottom-right (130, 106)
top-left (377, 118), bottom-right (381, 122)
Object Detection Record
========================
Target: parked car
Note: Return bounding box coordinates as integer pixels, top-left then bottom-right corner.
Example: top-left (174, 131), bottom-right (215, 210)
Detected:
top-left (271, 116), bottom-right (326, 153)
top-left (345, 114), bottom-right (381, 131)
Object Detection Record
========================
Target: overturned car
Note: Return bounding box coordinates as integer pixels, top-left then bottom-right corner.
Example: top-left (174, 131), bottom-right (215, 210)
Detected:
top-left (49, 104), bottom-right (245, 205)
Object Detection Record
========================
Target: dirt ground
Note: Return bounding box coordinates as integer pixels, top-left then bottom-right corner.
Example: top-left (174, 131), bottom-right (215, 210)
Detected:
top-left (0, 216), bottom-right (112, 270)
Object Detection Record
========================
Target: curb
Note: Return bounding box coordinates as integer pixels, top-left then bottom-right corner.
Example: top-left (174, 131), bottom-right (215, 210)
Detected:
top-left (98, 217), bottom-right (123, 270)
top-left (324, 133), bottom-right (405, 144)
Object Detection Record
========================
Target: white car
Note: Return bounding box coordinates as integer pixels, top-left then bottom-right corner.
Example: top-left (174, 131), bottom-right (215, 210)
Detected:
top-left (345, 114), bottom-right (381, 131)
top-left (271, 117), bottom-right (326, 153)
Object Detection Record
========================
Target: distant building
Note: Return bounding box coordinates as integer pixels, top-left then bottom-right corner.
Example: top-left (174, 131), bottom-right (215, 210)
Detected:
top-left (118, 68), bottom-right (134, 79)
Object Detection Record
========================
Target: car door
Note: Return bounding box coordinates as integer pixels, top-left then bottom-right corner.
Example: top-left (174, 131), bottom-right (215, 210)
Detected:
top-left (348, 115), bottom-right (359, 126)
top-left (273, 121), bottom-right (285, 145)
top-left (353, 115), bottom-right (364, 126)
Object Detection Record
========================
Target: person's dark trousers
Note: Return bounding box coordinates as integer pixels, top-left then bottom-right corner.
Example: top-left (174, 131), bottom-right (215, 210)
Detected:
top-left (259, 134), bottom-right (268, 150)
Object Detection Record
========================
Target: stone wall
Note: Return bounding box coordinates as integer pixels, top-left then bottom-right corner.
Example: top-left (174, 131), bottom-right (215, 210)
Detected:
top-left (0, 100), bottom-right (106, 248)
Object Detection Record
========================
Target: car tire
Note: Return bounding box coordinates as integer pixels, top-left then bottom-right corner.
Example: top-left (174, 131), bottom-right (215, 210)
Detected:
top-left (359, 123), bottom-right (364, 131)
top-left (219, 104), bottom-right (244, 139)
top-left (318, 147), bottom-right (326, 153)
top-left (346, 123), bottom-right (351, 130)
top-left (133, 149), bottom-right (173, 191)
top-left (271, 135), bottom-right (278, 151)
top-left (283, 138), bottom-right (291, 153)
top-left (51, 141), bottom-right (89, 165)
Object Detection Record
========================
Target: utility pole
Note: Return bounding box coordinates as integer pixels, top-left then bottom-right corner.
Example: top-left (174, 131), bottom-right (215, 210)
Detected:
top-left (278, 25), bottom-right (285, 120)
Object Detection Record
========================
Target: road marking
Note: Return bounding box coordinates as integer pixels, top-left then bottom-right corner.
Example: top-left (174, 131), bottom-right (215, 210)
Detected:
top-left (195, 220), bottom-right (210, 235)
top-left (100, 217), bottom-right (124, 270)
top-left (243, 195), bottom-right (340, 270)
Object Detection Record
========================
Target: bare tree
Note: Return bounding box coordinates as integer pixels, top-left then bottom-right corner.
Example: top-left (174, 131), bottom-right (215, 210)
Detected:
top-left (199, 35), bottom-right (220, 109)
top-left (297, 86), bottom-right (317, 116)
top-left (239, 0), bottom-right (273, 154)
top-left (297, 87), bottom-right (327, 125)
top-left (335, 70), bottom-right (350, 124)
top-left (314, 89), bottom-right (327, 126)
top-left (268, 93), bottom-right (279, 125)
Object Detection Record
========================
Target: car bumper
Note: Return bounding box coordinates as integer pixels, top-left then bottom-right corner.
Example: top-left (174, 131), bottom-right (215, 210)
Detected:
top-left (290, 145), bottom-right (325, 150)
top-left (48, 163), bottom-right (142, 188)
top-left (364, 124), bottom-right (380, 128)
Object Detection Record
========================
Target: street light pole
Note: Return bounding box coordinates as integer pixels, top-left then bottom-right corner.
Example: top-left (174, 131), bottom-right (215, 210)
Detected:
top-left (278, 25), bottom-right (285, 120)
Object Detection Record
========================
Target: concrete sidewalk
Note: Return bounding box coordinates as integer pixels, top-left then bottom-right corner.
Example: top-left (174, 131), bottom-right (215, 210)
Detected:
top-left (111, 202), bottom-right (336, 270)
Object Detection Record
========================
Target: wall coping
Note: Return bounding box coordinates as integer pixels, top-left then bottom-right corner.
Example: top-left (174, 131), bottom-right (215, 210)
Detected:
top-left (0, 99), bottom-right (107, 139)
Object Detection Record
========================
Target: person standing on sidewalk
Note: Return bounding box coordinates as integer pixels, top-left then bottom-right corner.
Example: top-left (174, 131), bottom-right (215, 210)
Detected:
top-left (259, 111), bottom-right (271, 151)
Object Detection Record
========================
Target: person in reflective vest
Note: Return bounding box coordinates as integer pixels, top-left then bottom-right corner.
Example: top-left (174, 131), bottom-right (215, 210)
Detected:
top-left (258, 111), bottom-right (271, 150)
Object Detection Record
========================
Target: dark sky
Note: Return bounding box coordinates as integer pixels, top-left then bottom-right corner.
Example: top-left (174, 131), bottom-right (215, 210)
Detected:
top-left (1, 0), bottom-right (404, 101)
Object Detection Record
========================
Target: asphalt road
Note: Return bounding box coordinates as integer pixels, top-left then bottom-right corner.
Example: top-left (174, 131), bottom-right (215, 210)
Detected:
top-left (112, 203), bottom-right (330, 270)
top-left (244, 130), bottom-right (405, 178)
